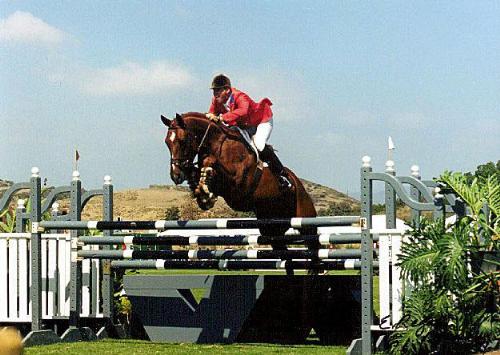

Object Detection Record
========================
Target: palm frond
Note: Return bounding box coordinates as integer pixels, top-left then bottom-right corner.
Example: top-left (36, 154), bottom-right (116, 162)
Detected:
top-left (440, 171), bottom-right (484, 215)
top-left (485, 174), bottom-right (500, 217)
top-left (436, 226), bottom-right (469, 289)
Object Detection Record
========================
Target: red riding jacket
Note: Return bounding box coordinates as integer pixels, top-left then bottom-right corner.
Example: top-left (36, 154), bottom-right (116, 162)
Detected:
top-left (208, 88), bottom-right (273, 127)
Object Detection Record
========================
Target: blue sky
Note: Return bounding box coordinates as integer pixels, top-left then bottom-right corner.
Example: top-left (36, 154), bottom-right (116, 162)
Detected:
top-left (1, 1), bottom-right (499, 194)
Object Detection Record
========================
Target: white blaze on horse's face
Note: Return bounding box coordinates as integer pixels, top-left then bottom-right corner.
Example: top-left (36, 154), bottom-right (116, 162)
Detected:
top-left (165, 128), bottom-right (190, 185)
top-left (169, 131), bottom-right (176, 142)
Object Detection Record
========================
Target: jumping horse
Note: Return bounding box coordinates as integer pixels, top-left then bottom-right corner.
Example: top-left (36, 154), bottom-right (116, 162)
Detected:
top-left (161, 112), bottom-right (316, 237)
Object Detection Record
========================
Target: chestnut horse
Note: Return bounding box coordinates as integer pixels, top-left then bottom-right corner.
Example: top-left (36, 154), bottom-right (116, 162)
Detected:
top-left (161, 112), bottom-right (316, 236)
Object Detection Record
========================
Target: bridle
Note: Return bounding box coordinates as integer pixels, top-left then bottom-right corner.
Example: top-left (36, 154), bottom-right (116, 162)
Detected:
top-left (169, 123), bottom-right (213, 172)
top-left (170, 157), bottom-right (193, 170)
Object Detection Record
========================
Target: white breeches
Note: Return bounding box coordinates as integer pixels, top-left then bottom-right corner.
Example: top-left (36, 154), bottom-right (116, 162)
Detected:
top-left (251, 119), bottom-right (273, 152)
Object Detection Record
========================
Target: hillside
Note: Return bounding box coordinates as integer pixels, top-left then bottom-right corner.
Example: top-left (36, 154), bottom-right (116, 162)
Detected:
top-left (0, 179), bottom-right (13, 194)
top-left (0, 178), bottom-right (360, 221)
top-left (79, 179), bottom-right (360, 220)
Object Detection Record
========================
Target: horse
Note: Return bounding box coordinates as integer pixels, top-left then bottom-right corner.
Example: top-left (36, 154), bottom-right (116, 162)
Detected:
top-left (160, 112), bottom-right (316, 237)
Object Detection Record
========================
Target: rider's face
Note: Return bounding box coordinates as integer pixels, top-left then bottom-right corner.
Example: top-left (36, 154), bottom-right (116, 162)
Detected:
top-left (213, 88), bottom-right (230, 104)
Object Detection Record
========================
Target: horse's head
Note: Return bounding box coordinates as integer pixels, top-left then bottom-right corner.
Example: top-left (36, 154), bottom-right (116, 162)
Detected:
top-left (161, 113), bottom-right (198, 185)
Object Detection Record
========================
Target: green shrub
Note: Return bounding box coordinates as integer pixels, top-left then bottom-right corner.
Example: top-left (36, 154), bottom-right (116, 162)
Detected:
top-left (389, 171), bottom-right (499, 354)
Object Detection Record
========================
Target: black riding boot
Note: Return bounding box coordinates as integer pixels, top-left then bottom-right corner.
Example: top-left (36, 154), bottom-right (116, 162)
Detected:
top-left (260, 146), bottom-right (292, 189)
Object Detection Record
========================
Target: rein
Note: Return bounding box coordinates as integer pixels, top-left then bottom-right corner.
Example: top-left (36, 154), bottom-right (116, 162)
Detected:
top-left (196, 124), bottom-right (211, 156)
top-left (170, 121), bottom-right (213, 170)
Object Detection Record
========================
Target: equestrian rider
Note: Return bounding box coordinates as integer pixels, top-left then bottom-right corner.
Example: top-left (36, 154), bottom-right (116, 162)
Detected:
top-left (205, 74), bottom-right (290, 188)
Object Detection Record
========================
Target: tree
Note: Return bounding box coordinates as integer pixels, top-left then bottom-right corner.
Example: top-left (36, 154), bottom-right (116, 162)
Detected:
top-left (465, 160), bottom-right (500, 184)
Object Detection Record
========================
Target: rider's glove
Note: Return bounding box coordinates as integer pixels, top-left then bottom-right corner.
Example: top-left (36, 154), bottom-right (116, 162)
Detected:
top-left (206, 113), bottom-right (222, 123)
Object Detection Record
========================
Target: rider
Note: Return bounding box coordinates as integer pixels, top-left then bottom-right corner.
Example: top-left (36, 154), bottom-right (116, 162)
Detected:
top-left (206, 74), bottom-right (291, 188)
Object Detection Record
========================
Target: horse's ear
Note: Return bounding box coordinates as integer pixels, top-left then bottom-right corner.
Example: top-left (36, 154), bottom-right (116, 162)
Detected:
top-left (175, 113), bottom-right (185, 128)
top-left (160, 115), bottom-right (172, 127)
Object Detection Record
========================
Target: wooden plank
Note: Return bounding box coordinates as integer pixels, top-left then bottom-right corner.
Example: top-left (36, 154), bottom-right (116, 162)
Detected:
top-left (391, 234), bottom-right (403, 324)
top-left (8, 237), bottom-right (19, 319)
top-left (0, 236), bottom-right (8, 320)
top-left (18, 235), bottom-right (30, 321)
top-left (378, 234), bottom-right (391, 328)
top-left (46, 236), bottom-right (58, 318)
top-left (81, 248), bottom-right (91, 316)
top-left (41, 237), bottom-right (48, 318)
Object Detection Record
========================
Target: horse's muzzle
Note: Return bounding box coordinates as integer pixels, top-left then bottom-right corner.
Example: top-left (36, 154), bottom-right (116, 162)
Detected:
top-left (170, 170), bottom-right (186, 185)
top-left (170, 159), bottom-right (193, 184)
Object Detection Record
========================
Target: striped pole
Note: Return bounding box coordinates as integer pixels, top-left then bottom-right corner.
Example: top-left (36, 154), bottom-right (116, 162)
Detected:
top-left (78, 233), bottom-right (373, 246)
top-left (77, 248), bottom-right (367, 260)
top-left (110, 259), bottom-right (379, 270)
top-left (40, 216), bottom-right (360, 231)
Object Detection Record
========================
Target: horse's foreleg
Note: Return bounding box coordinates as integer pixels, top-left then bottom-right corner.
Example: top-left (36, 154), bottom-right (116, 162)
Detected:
top-left (194, 157), bottom-right (218, 210)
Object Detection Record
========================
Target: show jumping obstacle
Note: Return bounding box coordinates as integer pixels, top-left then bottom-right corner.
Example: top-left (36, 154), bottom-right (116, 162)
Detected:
top-left (0, 157), bottom-right (462, 354)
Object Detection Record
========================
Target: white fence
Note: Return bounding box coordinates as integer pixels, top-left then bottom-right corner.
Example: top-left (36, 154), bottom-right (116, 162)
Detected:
top-left (0, 233), bottom-right (103, 323)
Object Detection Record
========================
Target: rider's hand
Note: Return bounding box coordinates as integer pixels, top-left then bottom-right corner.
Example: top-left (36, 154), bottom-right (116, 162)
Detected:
top-left (206, 113), bottom-right (221, 123)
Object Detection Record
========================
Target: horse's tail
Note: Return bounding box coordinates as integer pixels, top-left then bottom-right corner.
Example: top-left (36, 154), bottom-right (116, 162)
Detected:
top-left (284, 168), bottom-right (316, 218)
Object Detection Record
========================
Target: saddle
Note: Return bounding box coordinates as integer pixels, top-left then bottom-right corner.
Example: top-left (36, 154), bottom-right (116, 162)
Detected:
top-left (217, 123), bottom-right (260, 158)
top-left (215, 121), bottom-right (291, 189)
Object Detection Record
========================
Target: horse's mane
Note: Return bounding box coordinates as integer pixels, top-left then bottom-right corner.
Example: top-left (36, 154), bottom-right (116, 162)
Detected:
top-left (181, 112), bottom-right (207, 120)
top-left (180, 112), bottom-right (235, 136)
top-left (179, 112), bottom-right (245, 142)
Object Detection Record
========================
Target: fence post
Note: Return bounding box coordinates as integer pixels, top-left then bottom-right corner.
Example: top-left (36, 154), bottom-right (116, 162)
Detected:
top-left (100, 175), bottom-right (114, 336)
top-left (23, 168), bottom-right (61, 345)
top-left (30, 168), bottom-right (43, 332)
top-left (61, 171), bottom-right (89, 341)
top-left (357, 156), bottom-right (374, 355)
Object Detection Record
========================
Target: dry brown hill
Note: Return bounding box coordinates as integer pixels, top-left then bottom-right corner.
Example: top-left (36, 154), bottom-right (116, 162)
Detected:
top-left (301, 179), bottom-right (358, 212)
top-left (0, 179), bottom-right (360, 221)
top-left (80, 179), bottom-right (360, 220)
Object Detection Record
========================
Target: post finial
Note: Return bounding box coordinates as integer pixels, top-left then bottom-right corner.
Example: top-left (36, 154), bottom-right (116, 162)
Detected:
top-left (104, 175), bottom-right (112, 185)
top-left (31, 167), bottom-right (40, 178)
top-left (410, 165), bottom-right (420, 177)
top-left (362, 156), bottom-right (371, 168)
top-left (17, 199), bottom-right (25, 209)
top-left (385, 160), bottom-right (395, 172)
top-left (434, 186), bottom-right (443, 199)
top-left (72, 170), bottom-right (80, 181)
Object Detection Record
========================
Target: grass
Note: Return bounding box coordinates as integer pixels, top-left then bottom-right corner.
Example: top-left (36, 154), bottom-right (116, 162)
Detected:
top-left (25, 339), bottom-right (347, 354)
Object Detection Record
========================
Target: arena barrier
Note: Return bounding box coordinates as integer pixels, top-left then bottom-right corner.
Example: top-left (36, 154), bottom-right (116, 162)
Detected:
top-left (0, 157), bottom-right (461, 353)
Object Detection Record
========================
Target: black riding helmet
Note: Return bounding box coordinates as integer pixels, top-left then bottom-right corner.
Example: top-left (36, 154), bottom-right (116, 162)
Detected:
top-left (210, 74), bottom-right (231, 89)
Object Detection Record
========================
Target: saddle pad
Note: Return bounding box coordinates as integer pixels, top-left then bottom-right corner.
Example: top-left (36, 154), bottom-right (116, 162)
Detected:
top-left (230, 126), bottom-right (260, 161)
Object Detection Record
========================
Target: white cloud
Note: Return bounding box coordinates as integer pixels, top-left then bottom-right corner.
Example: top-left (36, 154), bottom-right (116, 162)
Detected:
top-left (82, 61), bottom-right (196, 96)
top-left (0, 11), bottom-right (65, 45)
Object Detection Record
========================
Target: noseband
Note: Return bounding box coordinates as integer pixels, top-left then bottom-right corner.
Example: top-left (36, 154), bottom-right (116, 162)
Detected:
top-left (171, 158), bottom-right (194, 170)
top-left (169, 123), bottom-right (212, 171)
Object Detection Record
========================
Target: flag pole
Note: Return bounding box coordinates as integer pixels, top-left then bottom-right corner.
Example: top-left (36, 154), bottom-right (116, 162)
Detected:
top-left (74, 148), bottom-right (80, 172)
top-left (388, 136), bottom-right (395, 163)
